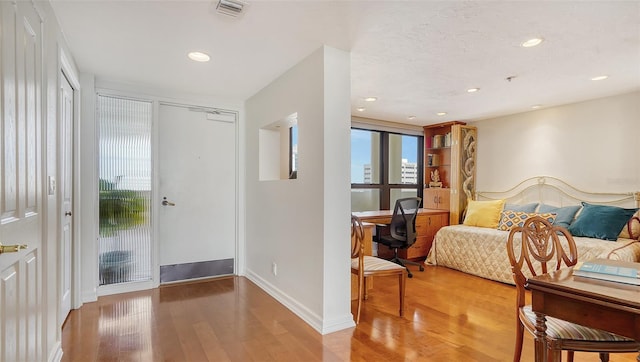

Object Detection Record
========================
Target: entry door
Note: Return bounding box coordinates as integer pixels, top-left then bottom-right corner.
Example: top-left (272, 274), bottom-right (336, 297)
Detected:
top-left (158, 104), bottom-right (236, 282)
top-left (59, 71), bottom-right (74, 326)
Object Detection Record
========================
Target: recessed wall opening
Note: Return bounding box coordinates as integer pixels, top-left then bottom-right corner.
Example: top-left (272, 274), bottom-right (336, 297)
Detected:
top-left (259, 112), bottom-right (298, 181)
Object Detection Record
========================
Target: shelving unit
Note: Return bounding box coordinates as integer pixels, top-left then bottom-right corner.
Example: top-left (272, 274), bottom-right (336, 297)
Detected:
top-left (423, 121), bottom-right (477, 225)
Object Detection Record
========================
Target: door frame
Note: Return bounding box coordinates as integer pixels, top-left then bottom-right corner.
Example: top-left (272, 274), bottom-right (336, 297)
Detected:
top-left (59, 48), bottom-right (81, 315)
top-left (151, 98), bottom-right (244, 287)
top-left (88, 87), bottom-right (241, 296)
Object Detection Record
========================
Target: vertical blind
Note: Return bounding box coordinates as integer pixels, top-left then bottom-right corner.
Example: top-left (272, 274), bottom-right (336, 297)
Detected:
top-left (97, 95), bottom-right (152, 285)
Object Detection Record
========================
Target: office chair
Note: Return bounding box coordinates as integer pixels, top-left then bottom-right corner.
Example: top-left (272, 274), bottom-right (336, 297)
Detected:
top-left (375, 197), bottom-right (424, 278)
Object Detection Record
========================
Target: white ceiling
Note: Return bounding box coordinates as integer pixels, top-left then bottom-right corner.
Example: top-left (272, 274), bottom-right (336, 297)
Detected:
top-left (50, 0), bottom-right (640, 126)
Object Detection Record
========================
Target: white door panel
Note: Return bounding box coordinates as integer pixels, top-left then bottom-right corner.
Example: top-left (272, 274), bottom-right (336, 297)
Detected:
top-left (0, 2), bottom-right (43, 361)
top-left (59, 71), bottom-right (74, 326)
top-left (158, 105), bottom-right (236, 270)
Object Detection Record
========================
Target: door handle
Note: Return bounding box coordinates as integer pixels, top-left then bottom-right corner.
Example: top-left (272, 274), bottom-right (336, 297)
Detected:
top-left (0, 243), bottom-right (28, 254)
top-left (162, 197), bottom-right (176, 206)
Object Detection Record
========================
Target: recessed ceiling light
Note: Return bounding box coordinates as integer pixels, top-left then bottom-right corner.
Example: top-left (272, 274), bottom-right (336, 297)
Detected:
top-left (436, 112), bottom-right (447, 116)
top-left (364, 97), bottom-right (378, 102)
top-left (407, 116), bottom-right (416, 120)
top-left (531, 104), bottom-right (542, 109)
top-left (591, 75), bottom-right (609, 81)
top-left (356, 107), bottom-right (365, 112)
top-left (188, 51), bottom-right (210, 62)
top-left (467, 88), bottom-right (480, 93)
top-left (521, 38), bottom-right (544, 48)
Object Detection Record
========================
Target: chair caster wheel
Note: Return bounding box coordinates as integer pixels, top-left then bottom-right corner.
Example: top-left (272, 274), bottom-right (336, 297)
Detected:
top-left (408, 274), bottom-right (413, 278)
top-left (419, 266), bottom-right (424, 272)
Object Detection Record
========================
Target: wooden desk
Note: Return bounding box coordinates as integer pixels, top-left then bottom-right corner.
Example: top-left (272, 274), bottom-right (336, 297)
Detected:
top-left (352, 208), bottom-right (449, 260)
top-left (527, 266), bottom-right (640, 362)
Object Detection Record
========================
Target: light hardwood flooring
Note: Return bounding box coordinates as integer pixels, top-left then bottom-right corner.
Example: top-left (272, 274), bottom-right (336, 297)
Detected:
top-left (61, 265), bottom-right (638, 361)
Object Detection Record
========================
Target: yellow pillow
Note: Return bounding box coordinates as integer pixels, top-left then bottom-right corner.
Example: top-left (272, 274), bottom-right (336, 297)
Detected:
top-left (463, 199), bottom-right (505, 228)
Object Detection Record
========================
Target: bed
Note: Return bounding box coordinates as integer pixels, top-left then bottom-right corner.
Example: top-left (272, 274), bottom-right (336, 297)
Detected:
top-left (425, 176), bottom-right (640, 285)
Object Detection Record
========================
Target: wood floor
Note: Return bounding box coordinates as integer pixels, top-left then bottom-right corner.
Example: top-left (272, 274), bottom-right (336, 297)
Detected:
top-left (61, 265), bottom-right (639, 361)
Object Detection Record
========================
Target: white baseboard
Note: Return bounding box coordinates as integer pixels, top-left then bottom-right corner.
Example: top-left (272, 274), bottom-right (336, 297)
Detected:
top-left (244, 270), bottom-right (355, 335)
top-left (48, 341), bottom-right (63, 362)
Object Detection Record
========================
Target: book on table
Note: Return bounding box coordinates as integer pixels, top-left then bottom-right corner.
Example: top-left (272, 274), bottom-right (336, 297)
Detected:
top-left (573, 258), bottom-right (640, 285)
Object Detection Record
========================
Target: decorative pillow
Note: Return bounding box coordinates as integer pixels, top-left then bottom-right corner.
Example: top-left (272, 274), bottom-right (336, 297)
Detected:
top-left (504, 203), bottom-right (538, 213)
top-left (463, 199), bottom-right (505, 228)
top-left (567, 202), bottom-right (639, 241)
top-left (619, 210), bottom-right (640, 240)
top-left (537, 204), bottom-right (582, 229)
top-left (497, 211), bottom-right (557, 231)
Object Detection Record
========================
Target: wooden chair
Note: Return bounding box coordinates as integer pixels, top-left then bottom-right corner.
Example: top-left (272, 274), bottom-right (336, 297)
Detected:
top-left (351, 214), bottom-right (407, 324)
top-left (506, 216), bottom-right (640, 362)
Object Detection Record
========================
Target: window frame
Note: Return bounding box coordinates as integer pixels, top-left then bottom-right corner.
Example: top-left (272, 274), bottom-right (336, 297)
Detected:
top-left (351, 127), bottom-right (423, 210)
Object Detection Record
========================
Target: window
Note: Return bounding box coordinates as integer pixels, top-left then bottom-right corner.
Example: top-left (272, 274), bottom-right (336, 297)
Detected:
top-left (289, 123), bottom-right (298, 179)
top-left (351, 128), bottom-right (423, 211)
top-left (97, 95), bottom-right (153, 285)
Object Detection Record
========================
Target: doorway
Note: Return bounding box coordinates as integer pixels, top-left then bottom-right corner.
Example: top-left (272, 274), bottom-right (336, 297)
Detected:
top-left (157, 103), bottom-right (237, 283)
top-left (59, 70), bottom-right (74, 326)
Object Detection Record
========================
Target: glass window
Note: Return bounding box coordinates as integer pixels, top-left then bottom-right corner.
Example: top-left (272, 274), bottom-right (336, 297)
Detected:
top-left (388, 134), bottom-right (419, 184)
top-left (390, 188), bottom-right (419, 207)
top-left (351, 189), bottom-right (380, 212)
top-left (351, 129), bottom-right (380, 184)
top-left (351, 128), bottom-right (423, 211)
top-left (289, 124), bottom-right (298, 178)
top-left (98, 95), bottom-right (153, 286)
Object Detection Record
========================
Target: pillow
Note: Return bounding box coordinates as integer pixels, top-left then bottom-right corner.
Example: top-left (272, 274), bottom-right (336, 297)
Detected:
top-left (463, 199), bottom-right (505, 228)
top-left (497, 211), bottom-right (557, 231)
top-left (567, 202), bottom-right (638, 241)
top-left (619, 210), bottom-right (640, 240)
top-left (504, 203), bottom-right (538, 213)
top-left (537, 204), bottom-right (582, 229)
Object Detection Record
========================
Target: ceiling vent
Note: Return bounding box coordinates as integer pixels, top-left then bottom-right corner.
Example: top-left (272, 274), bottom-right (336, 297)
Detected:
top-left (216, 0), bottom-right (247, 18)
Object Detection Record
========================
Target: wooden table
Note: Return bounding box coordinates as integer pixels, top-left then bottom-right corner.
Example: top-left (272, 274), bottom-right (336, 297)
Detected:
top-left (352, 208), bottom-right (449, 261)
top-left (527, 266), bottom-right (640, 362)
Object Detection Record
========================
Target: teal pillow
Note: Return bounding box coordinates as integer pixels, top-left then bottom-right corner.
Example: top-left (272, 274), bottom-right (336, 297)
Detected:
top-left (504, 203), bottom-right (538, 213)
top-left (538, 204), bottom-right (581, 229)
top-left (567, 202), bottom-right (638, 241)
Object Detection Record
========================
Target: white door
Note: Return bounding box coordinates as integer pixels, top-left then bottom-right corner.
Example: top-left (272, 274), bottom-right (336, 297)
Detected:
top-left (0, 1), bottom-right (43, 361)
top-left (158, 104), bottom-right (236, 283)
top-left (59, 71), bottom-right (74, 326)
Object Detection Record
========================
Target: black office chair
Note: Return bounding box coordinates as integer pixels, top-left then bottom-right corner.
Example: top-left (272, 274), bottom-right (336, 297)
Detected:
top-left (375, 197), bottom-right (424, 278)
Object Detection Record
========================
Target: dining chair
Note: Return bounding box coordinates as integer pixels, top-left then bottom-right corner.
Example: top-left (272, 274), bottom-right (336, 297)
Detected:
top-left (351, 214), bottom-right (407, 324)
top-left (506, 216), bottom-right (640, 362)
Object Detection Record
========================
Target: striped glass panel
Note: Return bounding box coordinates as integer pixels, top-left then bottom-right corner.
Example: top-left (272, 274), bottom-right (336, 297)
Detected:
top-left (97, 95), bottom-right (152, 285)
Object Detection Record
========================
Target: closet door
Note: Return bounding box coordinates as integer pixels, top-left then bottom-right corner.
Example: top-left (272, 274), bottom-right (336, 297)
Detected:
top-left (157, 104), bottom-right (236, 283)
top-left (0, 2), bottom-right (43, 361)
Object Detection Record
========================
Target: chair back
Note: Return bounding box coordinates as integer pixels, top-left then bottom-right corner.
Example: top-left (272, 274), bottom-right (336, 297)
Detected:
top-left (351, 215), bottom-right (365, 259)
top-left (388, 197), bottom-right (422, 247)
top-left (506, 216), bottom-right (578, 308)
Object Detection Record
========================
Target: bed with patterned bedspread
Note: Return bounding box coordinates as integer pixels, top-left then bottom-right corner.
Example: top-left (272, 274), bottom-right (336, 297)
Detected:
top-left (425, 224), bottom-right (640, 285)
top-left (424, 176), bottom-right (640, 285)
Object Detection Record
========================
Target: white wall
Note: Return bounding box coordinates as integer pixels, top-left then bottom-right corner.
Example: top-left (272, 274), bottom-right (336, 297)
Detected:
top-left (244, 46), bottom-right (354, 334)
top-left (474, 91), bottom-right (640, 193)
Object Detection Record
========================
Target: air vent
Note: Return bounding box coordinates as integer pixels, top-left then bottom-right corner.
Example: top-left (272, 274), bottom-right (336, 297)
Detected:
top-left (216, 0), bottom-right (247, 17)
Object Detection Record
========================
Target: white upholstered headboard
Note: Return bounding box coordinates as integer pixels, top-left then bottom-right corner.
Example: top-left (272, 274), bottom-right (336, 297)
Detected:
top-left (475, 176), bottom-right (640, 209)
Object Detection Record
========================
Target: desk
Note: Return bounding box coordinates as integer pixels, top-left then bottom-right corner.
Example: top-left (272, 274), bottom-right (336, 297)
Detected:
top-left (527, 266), bottom-right (640, 362)
top-left (352, 208), bottom-right (449, 260)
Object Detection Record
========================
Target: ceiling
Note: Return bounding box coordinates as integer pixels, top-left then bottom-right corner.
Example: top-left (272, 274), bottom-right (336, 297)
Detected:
top-left (50, 0), bottom-right (640, 126)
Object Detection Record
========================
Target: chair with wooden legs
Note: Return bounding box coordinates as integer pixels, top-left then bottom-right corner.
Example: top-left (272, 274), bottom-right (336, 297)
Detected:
top-left (351, 214), bottom-right (407, 324)
top-left (506, 216), bottom-right (640, 362)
